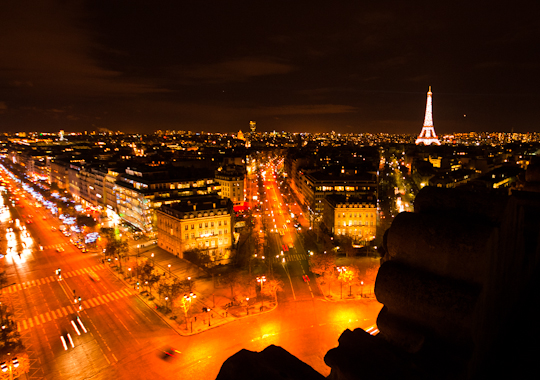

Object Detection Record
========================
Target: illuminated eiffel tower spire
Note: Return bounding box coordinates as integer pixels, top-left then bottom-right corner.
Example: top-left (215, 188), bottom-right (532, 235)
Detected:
top-left (415, 86), bottom-right (441, 145)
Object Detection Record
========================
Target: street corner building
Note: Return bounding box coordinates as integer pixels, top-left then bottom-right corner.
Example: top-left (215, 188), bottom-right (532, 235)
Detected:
top-left (156, 195), bottom-right (234, 264)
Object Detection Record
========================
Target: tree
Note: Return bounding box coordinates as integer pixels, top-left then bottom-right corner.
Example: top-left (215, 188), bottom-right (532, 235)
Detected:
top-left (183, 248), bottom-right (211, 268)
top-left (360, 264), bottom-right (380, 296)
top-left (0, 303), bottom-right (24, 357)
top-left (336, 234), bottom-right (356, 258)
top-left (221, 271), bottom-right (253, 304)
top-left (76, 214), bottom-right (97, 229)
top-left (157, 277), bottom-right (187, 313)
top-left (338, 266), bottom-right (357, 297)
top-left (100, 227), bottom-right (129, 270)
top-left (308, 251), bottom-right (336, 279)
top-left (137, 261), bottom-right (161, 293)
top-left (260, 278), bottom-right (283, 299)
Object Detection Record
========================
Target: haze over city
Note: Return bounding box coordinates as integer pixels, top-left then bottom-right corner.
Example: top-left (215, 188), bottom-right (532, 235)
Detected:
top-left (2, 0), bottom-right (539, 135)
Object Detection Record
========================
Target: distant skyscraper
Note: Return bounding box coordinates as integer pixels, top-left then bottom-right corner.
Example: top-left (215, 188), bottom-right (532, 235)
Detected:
top-left (249, 121), bottom-right (256, 133)
top-left (415, 86), bottom-right (441, 145)
top-left (59, 130), bottom-right (64, 141)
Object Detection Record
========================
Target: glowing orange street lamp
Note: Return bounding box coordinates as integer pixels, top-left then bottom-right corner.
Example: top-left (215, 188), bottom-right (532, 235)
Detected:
top-left (257, 275), bottom-right (267, 310)
top-left (182, 292), bottom-right (196, 332)
top-left (337, 266), bottom-right (346, 299)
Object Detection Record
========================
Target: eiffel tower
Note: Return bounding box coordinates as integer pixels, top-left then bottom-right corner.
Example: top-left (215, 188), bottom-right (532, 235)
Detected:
top-left (415, 86), bottom-right (441, 145)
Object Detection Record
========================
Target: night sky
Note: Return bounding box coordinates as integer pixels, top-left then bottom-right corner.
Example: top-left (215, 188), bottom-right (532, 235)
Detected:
top-left (1, 1), bottom-right (539, 135)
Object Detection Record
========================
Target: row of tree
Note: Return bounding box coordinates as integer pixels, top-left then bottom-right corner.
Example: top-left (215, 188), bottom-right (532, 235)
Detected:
top-left (0, 271), bottom-right (24, 358)
top-left (308, 251), bottom-right (379, 294)
top-left (134, 258), bottom-right (282, 312)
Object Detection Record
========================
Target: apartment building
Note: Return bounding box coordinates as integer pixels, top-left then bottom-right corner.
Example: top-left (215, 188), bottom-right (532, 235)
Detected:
top-left (215, 166), bottom-right (245, 204)
top-left (322, 194), bottom-right (377, 243)
top-left (156, 195), bottom-right (234, 263)
top-left (114, 166), bottom-right (220, 235)
top-left (301, 169), bottom-right (377, 215)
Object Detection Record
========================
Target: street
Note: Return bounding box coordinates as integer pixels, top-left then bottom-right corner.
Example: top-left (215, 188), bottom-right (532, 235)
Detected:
top-left (1, 164), bottom-right (382, 380)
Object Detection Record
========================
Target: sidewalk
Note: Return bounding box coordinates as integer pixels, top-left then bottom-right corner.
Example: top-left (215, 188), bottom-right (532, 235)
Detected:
top-left (100, 240), bottom-right (278, 336)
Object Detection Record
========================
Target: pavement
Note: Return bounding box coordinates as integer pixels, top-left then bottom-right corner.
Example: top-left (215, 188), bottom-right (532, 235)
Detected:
top-left (96, 237), bottom-right (278, 336)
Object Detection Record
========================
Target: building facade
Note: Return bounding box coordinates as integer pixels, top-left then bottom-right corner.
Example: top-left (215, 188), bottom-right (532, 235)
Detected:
top-left (322, 194), bottom-right (377, 243)
top-left (301, 170), bottom-right (378, 216)
top-left (215, 166), bottom-right (245, 204)
top-left (114, 166), bottom-right (220, 235)
top-left (156, 196), bottom-right (234, 263)
top-left (50, 160), bottom-right (70, 190)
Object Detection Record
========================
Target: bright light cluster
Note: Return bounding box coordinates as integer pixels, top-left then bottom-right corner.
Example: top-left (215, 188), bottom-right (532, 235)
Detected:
top-left (416, 86), bottom-right (441, 145)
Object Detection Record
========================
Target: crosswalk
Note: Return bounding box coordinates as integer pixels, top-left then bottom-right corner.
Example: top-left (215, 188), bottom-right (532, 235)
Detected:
top-left (16, 288), bottom-right (136, 332)
top-left (3, 264), bottom-right (106, 294)
top-left (284, 253), bottom-right (307, 262)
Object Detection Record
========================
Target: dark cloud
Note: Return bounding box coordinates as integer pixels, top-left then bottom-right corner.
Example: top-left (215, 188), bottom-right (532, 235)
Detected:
top-left (0, 0), bottom-right (167, 98)
top-left (177, 57), bottom-right (295, 83)
top-left (0, 0), bottom-right (539, 134)
top-left (256, 104), bottom-right (357, 116)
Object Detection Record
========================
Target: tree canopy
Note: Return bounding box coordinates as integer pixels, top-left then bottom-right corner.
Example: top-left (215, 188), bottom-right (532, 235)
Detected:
top-left (308, 251), bottom-right (336, 278)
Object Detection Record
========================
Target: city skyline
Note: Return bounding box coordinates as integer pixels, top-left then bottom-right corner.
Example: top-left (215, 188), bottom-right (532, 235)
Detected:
top-left (1, 1), bottom-right (539, 135)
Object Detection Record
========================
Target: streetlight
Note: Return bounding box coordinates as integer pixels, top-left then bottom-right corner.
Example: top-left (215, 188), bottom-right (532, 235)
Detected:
top-left (246, 297), bottom-right (250, 315)
top-left (182, 292), bottom-right (196, 332)
top-left (360, 281), bottom-right (364, 298)
top-left (151, 252), bottom-right (154, 267)
top-left (168, 264), bottom-right (171, 277)
top-left (203, 307), bottom-right (212, 326)
top-left (188, 276), bottom-right (191, 292)
top-left (1, 357), bottom-right (21, 380)
top-left (257, 275), bottom-right (267, 310)
top-left (337, 266), bottom-right (346, 299)
top-left (128, 267), bottom-right (132, 280)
